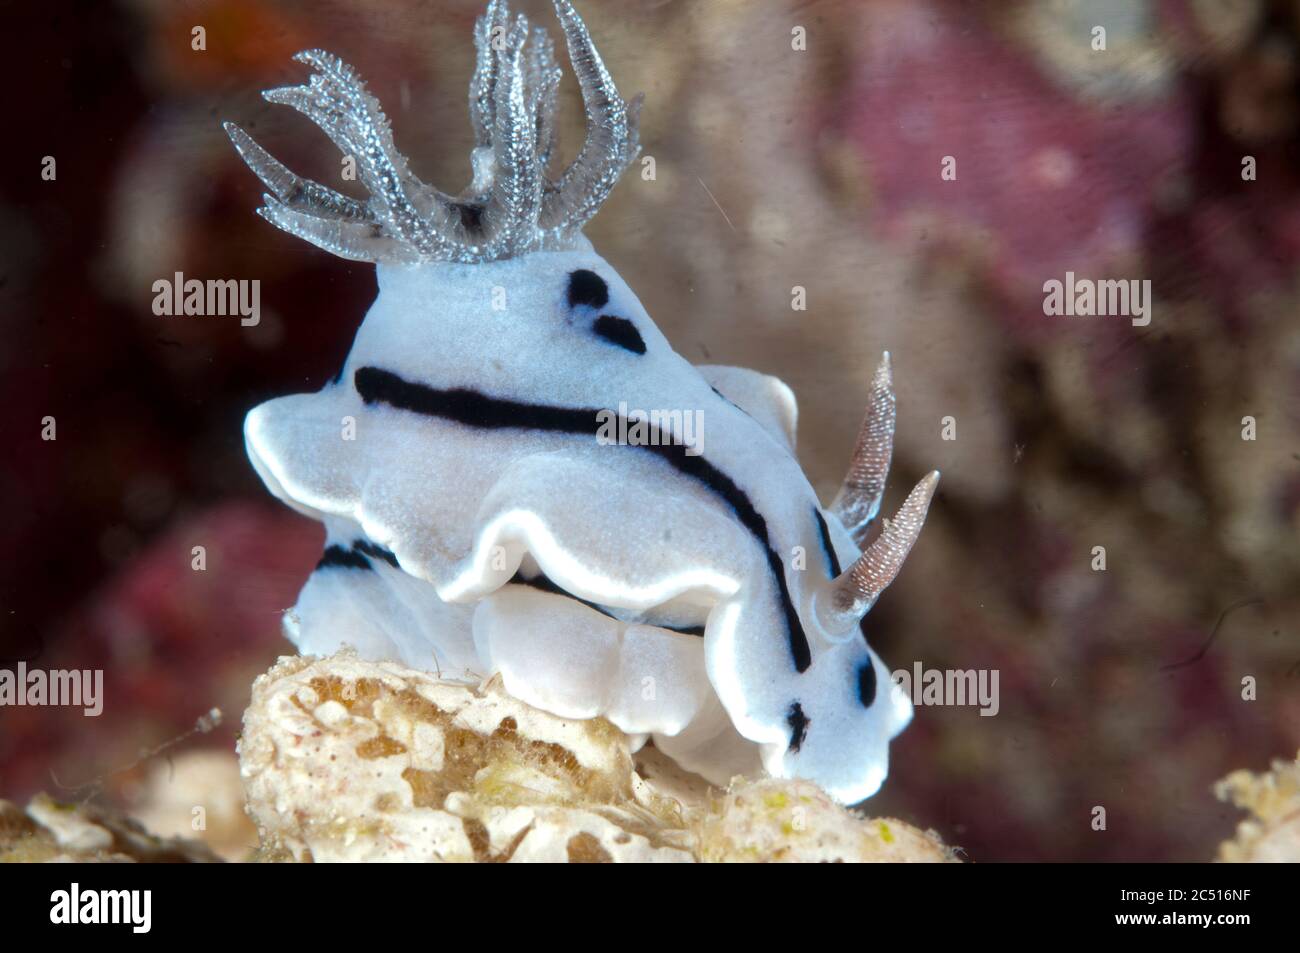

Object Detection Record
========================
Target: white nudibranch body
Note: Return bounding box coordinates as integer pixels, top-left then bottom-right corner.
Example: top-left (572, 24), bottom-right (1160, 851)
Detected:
top-left (228, 0), bottom-right (938, 803)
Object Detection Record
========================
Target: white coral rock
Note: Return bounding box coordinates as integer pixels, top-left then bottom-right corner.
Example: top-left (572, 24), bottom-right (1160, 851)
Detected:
top-left (239, 651), bottom-right (952, 863)
top-left (1215, 750), bottom-right (1300, 863)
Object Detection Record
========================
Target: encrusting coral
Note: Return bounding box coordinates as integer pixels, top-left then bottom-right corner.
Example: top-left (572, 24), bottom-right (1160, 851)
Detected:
top-left (1214, 751), bottom-right (1300, 863)
top-left (238, 650), bottom-right (955, 863)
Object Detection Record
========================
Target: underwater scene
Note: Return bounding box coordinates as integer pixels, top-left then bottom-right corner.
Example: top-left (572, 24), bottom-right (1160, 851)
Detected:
top-left (2, 0), bottom-right (1298, 883)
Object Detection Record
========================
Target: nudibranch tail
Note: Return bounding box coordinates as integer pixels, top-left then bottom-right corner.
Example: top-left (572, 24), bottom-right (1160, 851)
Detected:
top-left (225, 0), bottom-right (640, 265)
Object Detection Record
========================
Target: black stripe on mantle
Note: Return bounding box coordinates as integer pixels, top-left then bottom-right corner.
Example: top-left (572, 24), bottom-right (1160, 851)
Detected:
top-left (814, 506), bottom-right (879, 708)
top-left (316, 538), bottom-right (401, 572)
top-left (354, 365), bottom-right (812, 672)
top-left (511, 572), bottom-right (705, 638)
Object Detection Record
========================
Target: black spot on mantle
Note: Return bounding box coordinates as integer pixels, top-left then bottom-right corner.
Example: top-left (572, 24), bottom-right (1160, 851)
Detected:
top-left (592, 315), bottom-right (645, 354)
top-left (787, 701), bottom-right (809, 753)
top-left (567, 269), bottom-right (609, 309)
top-left (858, 661), bottom-right (877, 708)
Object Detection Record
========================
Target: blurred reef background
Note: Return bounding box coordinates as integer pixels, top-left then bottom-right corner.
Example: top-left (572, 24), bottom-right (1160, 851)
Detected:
top-left (1, 0), bottom-right (1299, 861)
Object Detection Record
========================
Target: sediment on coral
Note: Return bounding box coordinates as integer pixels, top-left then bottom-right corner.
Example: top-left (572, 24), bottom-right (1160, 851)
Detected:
top-left (239, 651), bottom-right (955, 863)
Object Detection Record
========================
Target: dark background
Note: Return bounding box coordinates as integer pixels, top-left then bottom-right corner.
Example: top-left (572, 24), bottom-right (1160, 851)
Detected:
top-left (2, 0), bottom-right (1298, 861)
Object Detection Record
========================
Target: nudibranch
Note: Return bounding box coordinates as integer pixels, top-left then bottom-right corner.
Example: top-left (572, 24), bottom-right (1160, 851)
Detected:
top-left (226, 0), bottom-right (938, 803)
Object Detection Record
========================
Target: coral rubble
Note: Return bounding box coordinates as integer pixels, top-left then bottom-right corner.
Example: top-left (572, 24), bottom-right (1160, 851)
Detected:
top-left (0, 793), bottom-right (220, 863)
top-left (239, 651), bottom-right (954, 863)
